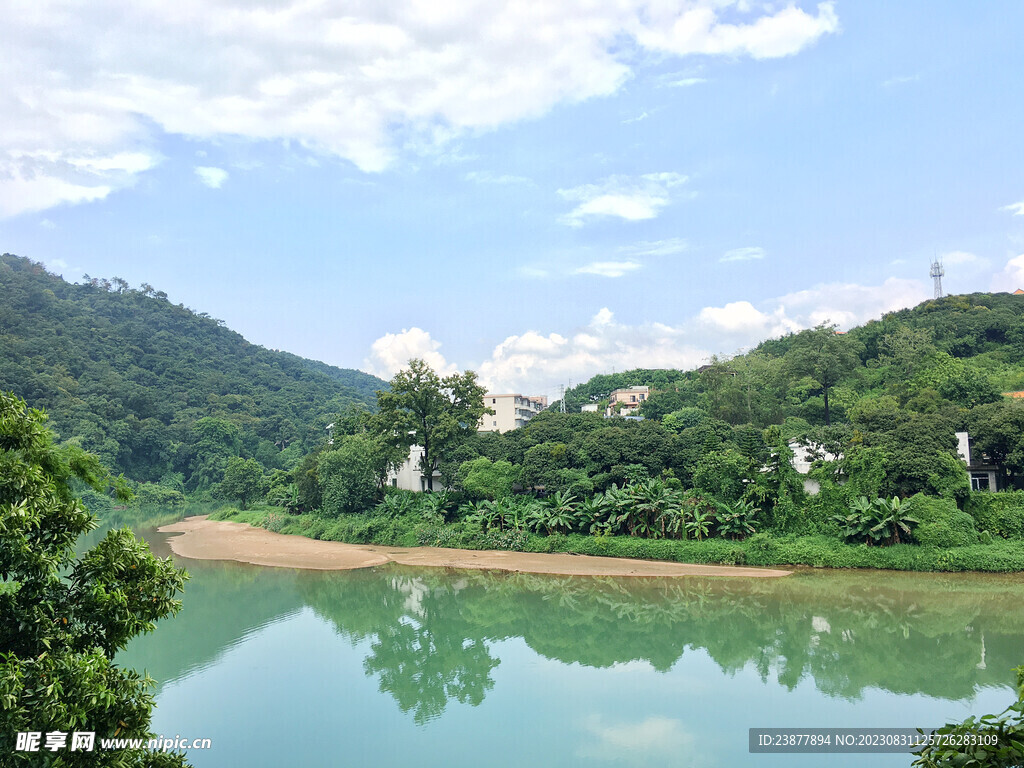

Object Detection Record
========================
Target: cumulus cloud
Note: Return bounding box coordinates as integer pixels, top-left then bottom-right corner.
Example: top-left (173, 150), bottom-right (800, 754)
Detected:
top-left (721, 246), bottom-right (766, 262)
top-left (1002, 201), bottom-right (1024, 216)
top-left (699, 300), bottom-right (789, 334)
top-left (194, 166), bottom-right (229, 189)
top-left (574, 261), bottom-right (642, 278)
top-left (771, 277), bottom-right (929, 329)
top-left (632, 1), bottom-right (838, 59)
top-left (364, 327), bottom-right (458, 379)
top-left (991, 254), bottom-right (1024, 292)
top-left (559, 172), bottom-right (687, 226)
top-left (0, 150), bottom-right (157, 218)
top-left (477, 308), bottom-right (710, 393)
top-left (1, 1), bottom-right (839, 216)
top-left (472, 276), bottom-right (931, 394)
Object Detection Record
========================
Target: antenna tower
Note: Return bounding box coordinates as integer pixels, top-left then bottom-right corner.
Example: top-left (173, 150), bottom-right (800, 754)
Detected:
top-left (560, 385), bottom-right (566, 413)
top-left (930, 259), bottom-right (944, 299)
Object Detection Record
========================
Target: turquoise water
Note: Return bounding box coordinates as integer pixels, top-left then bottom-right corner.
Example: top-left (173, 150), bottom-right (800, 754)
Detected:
top-left (114, 527), bottom-right (1024, 767)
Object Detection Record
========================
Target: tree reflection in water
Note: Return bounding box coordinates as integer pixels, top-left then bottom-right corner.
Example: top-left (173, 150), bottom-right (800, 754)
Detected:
top-left (298, 566), bottom-right (1024, 722)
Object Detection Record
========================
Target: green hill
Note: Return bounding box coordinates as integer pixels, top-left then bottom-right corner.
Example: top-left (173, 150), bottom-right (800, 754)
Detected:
top-left (540, 292), bottom-right (1024, 495)
top-left (0, 253), bottom-right (386, 490)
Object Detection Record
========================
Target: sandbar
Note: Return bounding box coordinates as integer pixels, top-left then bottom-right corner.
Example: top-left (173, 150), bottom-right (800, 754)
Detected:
top-left (158, 516), bottom-right (792, 578)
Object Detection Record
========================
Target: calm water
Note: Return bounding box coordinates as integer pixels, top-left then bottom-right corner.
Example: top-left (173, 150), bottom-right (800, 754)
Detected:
top-left (107, 522), bottom-right (1024, 767)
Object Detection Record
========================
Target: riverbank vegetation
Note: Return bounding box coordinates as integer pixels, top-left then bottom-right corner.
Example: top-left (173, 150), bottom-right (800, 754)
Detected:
top-left (7, 254), bottom-right (1024, 572)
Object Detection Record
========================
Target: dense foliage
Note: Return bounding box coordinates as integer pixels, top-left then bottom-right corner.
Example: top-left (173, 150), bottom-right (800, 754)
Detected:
top-left (0, 392), bottom-right (189, 766)
top-left (0, 254), bottom-right (385, 493)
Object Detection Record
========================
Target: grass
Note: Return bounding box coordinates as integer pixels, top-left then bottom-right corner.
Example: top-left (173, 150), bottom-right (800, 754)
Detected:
top-left (208, 506), bottom-right (1024, 573)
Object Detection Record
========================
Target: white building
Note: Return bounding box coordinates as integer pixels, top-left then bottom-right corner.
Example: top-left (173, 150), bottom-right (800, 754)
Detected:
top-left (479, 393), bottom-right (548, 433)
top-left (787, 441), bottom-right (841, 495)
top-left (387, 445), bottom-right (443, 492)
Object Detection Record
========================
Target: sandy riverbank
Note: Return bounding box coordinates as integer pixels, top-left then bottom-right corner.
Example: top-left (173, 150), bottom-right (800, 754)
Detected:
top-left (158, 516), bottom-right (792, 578)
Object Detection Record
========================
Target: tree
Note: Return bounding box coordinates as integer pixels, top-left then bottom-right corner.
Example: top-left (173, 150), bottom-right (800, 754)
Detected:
top-left (784, 325), bottom-right (862, 426)
top-left (0, 392), bottom-right (189, 766)
top-left (456, 457), bottom-right (519, 500)
top-left (317, 435), bottom-right (380, 516)
top-left (374, 359), bottom-right (490, 492)
top-left (218, 456), bottom-right (266, 510)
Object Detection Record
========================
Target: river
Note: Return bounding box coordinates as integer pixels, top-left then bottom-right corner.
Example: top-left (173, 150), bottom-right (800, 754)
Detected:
top-left (99, 516), bottom-right (1024, 767)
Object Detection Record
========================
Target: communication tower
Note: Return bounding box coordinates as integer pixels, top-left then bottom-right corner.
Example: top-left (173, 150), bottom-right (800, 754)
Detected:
top-left (930, 259), bottom-right (944, 299)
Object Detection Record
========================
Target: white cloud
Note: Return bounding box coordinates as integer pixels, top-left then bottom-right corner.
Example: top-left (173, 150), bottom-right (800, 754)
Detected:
top-left (619, 238), bottom-right (688, 257)
top-left (721, 246), bottom-right (766, 262)
top-left (477, 307), bottom-right (710, 393)
top-left (1001, 201), bottom-right (1024, 216)
top-left (473, 276), bottom-right (931, 394)
top-left (194, 166), bottom-right (229, 189)
top-left (364, 327), bottom-right (458, 379)
top-left (771, 277), bottom-right (929, 329)
top-left (940, 250), bottom-right (989, 269)
top-left (667, 77), bottom-right (708, 87)
top-left (991, 254), bottom-right (1024, 292)
top-left (574, 260), bottom-right (642, 278)
top-left (882, 74), bottom-right (920, 87)
top-left (559, 172), bottom-right (687, 226)
top-left (699, 300), bottom-right (786, 334)
top-left (632, 1), bottom-right (839, 59)
top-left (0, 1), bottom-right (839, 216)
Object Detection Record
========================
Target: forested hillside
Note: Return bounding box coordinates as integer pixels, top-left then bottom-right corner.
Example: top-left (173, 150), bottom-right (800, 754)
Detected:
top-left (0, 253), bottom-right (386, 491)
top-left (533, 291), bottom-right (1024, 498)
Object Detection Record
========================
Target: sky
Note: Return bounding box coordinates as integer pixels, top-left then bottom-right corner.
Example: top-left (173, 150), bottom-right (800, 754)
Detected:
top-left (3, 1), bottom-right (1024, 401)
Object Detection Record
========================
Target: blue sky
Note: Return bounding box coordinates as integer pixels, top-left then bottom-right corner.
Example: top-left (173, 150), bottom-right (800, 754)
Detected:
top-left (3, 1), bottom-right (1024, 400)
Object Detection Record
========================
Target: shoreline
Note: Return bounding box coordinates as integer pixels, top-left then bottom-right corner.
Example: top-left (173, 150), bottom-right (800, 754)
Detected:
top-left (158, 516), bottom-right (793, 578)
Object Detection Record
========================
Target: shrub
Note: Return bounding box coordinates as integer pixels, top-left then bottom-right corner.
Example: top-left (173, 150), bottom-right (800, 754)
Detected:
top-left (966, 490), bottom-right (1024, 540)
top-left (906, 493), bottom-right (979, 548)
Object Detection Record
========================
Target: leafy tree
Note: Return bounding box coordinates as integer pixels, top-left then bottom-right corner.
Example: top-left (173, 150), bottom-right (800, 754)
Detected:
top-left (375, 359), bottom-right (490, 492)
top-left (457, 457), bottom-right (520, 500)
top-left (661, 406), bottom-right (707, 433)
top-left (317, 436), bottom-right (381, 516)
top-left (218, 456), bottom-right (266, 510)
top-left (784, 325), bottom-right (862, 425)
top-left (877, 325), bottom-right (937, 379)
top-left (0, 392), bottom-right (189, 766)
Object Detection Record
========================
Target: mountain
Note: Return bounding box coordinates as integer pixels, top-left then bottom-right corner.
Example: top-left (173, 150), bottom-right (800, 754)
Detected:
top-left (0, 253), bottom-right (386, 489)
top-left (555, 291), bottom-right (1024, 432)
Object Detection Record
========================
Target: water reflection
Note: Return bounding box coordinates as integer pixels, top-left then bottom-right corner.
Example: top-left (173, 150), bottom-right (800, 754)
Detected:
top-left (310, 567), bottom-right (1024, 706)
top-left (120, 528), bottom-right (1024, 725)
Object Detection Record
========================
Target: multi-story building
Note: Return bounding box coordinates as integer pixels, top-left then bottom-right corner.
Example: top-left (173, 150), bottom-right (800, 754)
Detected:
top-left (605, 386), bottom-right (649, 416)
top-left (479, 393), bottom-right (548, 433)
